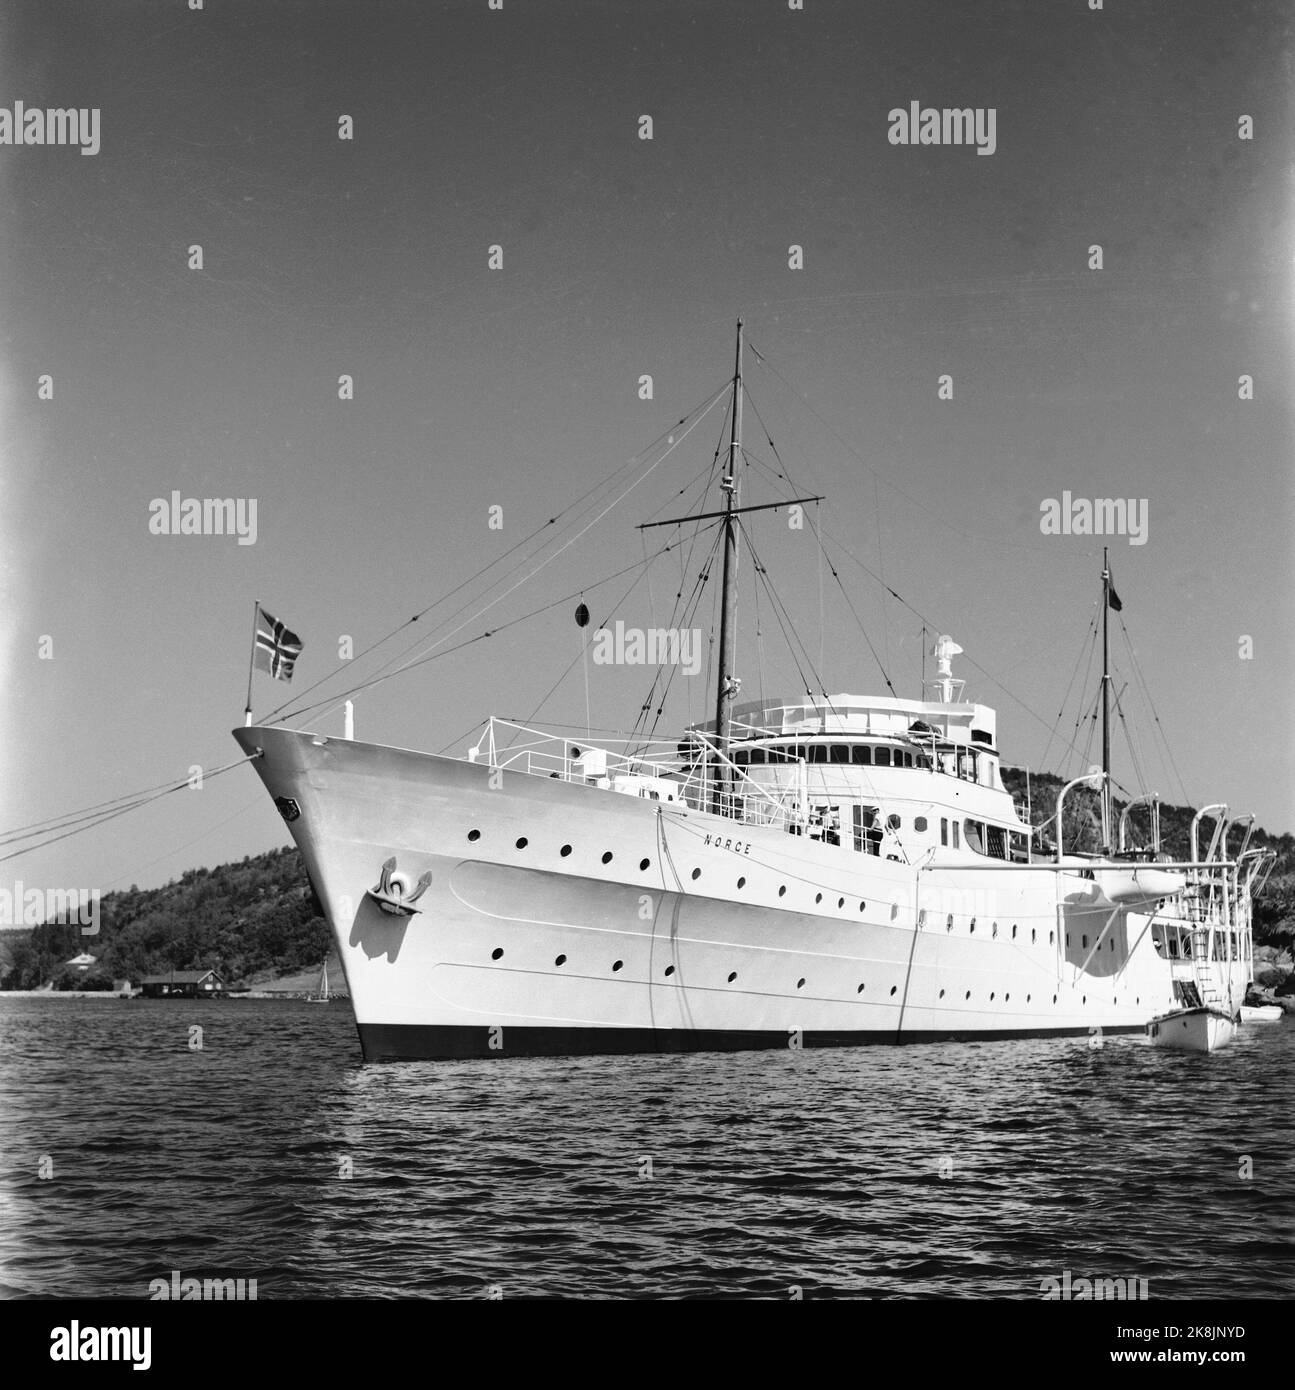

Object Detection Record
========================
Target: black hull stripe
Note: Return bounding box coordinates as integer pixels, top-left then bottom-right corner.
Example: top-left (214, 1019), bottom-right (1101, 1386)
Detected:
top-left (355, 1021), bottom-right (1147, 1062)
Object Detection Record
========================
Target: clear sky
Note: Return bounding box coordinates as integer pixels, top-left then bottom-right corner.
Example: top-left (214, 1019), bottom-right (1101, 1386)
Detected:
top-left (2, 0), bottom-right (1291, 899)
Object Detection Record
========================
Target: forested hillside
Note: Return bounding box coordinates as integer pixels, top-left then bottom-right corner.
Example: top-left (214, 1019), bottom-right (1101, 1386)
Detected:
top-left (0, 846), bottom-right (328, 991)
top-left (1000, 767), bottom-right (1295, 950)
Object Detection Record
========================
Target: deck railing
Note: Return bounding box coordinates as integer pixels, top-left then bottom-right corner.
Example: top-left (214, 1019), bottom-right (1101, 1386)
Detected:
top-left (467, 717), bottom-right (808, 832)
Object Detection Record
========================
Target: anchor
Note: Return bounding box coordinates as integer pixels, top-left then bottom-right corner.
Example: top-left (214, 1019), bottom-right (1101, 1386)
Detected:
top-left (366, 856), bottom-right (432, 916)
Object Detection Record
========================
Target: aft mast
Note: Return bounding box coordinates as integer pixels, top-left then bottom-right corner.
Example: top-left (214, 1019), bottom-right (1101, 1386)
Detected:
top-left (1101, 546), bottom-right (1113, 851)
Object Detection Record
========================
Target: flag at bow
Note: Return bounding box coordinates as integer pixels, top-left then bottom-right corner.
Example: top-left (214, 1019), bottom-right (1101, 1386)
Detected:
top-left (253, 605), bottom-right (303, 681)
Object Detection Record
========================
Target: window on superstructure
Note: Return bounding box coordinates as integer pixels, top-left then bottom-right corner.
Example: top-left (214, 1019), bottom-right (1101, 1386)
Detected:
top-left (831, 744), bottom-right (850, 763)
top-left (963, 821), bottom-right (985, 855)
top-left (748, 747), bottom-right (766, 765)
top-left (940, 818), bottom-right (948, 846)
top-left (875, 747), bottom-right (892, 767)
top-left (952, 821), bottom-right (961, 850)
top-left (733, 749), bottom-right (748, 766)
top-left (986, 825), bottom-right (1007, 859)
top-left (808, 745), bottom-right (828, 764)
top-left (852, 745), bottom-right (872, 765)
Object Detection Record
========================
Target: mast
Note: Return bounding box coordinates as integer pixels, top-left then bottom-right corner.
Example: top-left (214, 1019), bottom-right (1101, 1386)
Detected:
top-left (713, 318), bottom-right (743, 801)
top-left (1101, 546), bottom-right (1112, 851)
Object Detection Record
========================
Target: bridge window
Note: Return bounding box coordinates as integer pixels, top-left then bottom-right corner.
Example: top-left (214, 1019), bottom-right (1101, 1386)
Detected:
top-left (831, 744), bottom-right (850, 763)
top-left (875, 747), bottom-right (892, 767)
top-left (808, 745), bottom-right (828, 764)
top-left (851, 745), bottom-right (872, 765)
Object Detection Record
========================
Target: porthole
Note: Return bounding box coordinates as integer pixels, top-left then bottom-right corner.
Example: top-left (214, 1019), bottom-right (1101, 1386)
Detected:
top-left (947, 914), bottom-right (954, 932)
top-left (691, 867), bottom-right (702, 881)
top-left (1049, 931), bottom-right (1054, 946)
top-left (887, 813), bottom-right (901, 830)
top-left (815, 892), bottom-right (823, 904)
top-left (1011, 924), bottom-right (1017, 939)
top-left (859, 901), bottom-right (866, 912)
top-left (554, 954), bottom-right (567, 966)
top-left (491, 947), bottom-right (503, 960)
top-left (939, 989), bottom-right (945, 999)
top-left (965, 990), bottom-right (971, 1000)
top-left (612, 960), bottom-right (624, 971)
top-left (602, 851), bottom-right (614, 864)
top-left (857, 983), bottom-right (865, 994)
top-left (639, 857), bottom-right (650, 871)
top-left (737, 877), bottom-right (746, 889)
top-left (560, 844), bottom-right (572, 857)
top-left (1005, 993), bottom-right (1010, 1001)
top-left (990, 992), bottom-right (995, 1001)
top-left (1082, 996), bottom-right (1087, 1005)
top-left (1031, 928), bottom-right (1036, 944)
top-left (992, 921), bottom-right (998, 938)
top-left (969, 919), bottom-right (976, 934)
top-left (727, 971), bottom-right (737, 983)
top-left (664, 965), bottom-right (675, 977)
top-left (914, 816), bottom-right (928, 832)
top-left (889, 985), bottom-right (897, 997)
top-left (1026, 994), bottom-right (1031, 1002)
top-left (516, 836), bottom-right (528, 850)
top-left (778, 885), bottom-right (787, 897)
top-left (1053, 994), bottom-right (1058, 1004)
top-left (838, 897), bottom-right (845, 908)
top-left (468, 829), bottom-right (481, 842)
top-left (796, 977), bottom-right (806, 989)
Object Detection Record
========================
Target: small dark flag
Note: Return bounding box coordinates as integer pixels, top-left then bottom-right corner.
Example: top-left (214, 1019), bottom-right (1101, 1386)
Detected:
top-left (1108, 583), bottom-right (1122, 612)
top-left (253, 606), bottom-right (303, 681)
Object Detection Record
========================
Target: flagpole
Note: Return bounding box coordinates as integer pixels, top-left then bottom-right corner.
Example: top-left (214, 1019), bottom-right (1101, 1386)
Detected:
top-left (244, 600), bottom-right (260, 727)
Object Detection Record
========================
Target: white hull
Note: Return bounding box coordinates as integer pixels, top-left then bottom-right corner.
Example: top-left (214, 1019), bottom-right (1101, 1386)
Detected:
top-left (234, 725), bottom-right (1253, 1061)
top-left (1146, 1006), bottom-right (1237, 1052)
top-left (1239, 1004), bottom-right (1283, 1023)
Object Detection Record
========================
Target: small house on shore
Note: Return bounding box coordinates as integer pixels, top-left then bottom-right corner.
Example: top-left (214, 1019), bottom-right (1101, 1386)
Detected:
top-left (140, 969), bottom-right (224, 999)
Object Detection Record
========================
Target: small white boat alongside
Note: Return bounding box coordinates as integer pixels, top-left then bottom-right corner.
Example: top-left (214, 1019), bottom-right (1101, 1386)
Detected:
top-left (1147, 1005), bottom-right (1237, 1052)
top-left (1239, 1004), bottom-right (1283, 1023)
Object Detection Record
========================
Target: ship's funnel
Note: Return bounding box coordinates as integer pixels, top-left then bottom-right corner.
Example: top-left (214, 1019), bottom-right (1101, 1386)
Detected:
top-left (929, 635), bottom-right (965, 704)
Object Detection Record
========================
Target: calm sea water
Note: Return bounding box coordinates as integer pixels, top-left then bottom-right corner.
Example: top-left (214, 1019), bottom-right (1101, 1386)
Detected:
top-left (1, 996), bottom-right (1291, 1300)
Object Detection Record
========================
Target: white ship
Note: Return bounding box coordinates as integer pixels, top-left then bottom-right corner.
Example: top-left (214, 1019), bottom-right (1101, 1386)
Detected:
top-left (234, 324), bottom-right (1275, 1062)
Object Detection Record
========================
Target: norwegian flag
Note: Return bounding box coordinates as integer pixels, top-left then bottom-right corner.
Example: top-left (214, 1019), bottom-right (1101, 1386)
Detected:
top-left (253, 606), bottom-right (303, 681)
